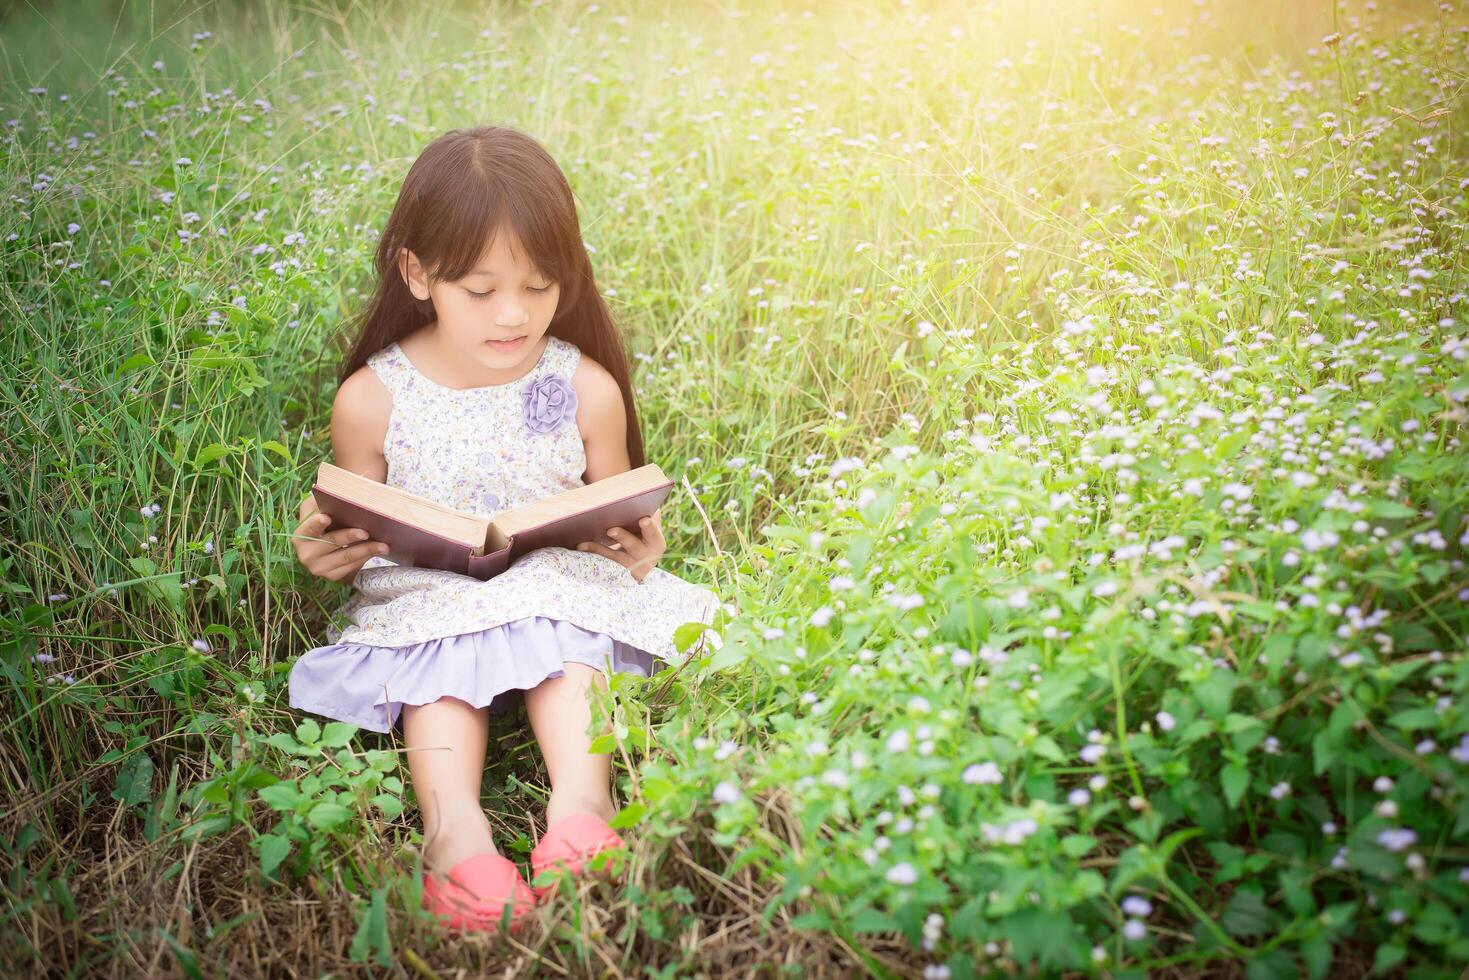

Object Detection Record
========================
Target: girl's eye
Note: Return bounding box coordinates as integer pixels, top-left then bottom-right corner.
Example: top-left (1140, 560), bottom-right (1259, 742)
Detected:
top-left (467, 285), bottom-right (553, 299)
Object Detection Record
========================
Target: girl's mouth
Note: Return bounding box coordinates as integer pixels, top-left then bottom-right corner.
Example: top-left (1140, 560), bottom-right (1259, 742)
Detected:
top-left (486, 335), bottom-right (526, 351)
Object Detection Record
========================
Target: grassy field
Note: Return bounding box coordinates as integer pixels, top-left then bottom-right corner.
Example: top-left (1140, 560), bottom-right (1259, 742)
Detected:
top-left (2, 0), bottom-right (1467, 975)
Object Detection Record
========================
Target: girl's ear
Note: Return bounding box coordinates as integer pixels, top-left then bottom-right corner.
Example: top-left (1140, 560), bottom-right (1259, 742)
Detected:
top-left (398, 247), bottom-right (430, 301)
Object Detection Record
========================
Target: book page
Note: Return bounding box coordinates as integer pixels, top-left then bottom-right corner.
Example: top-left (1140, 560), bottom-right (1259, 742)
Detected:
top-left (491, 464), bottom-right (668, 540)
top-left (317, 463), bottom-right (491, 552)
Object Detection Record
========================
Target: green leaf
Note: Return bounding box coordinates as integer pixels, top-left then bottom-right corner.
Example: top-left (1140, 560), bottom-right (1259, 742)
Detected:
top-left (1004, 909), bottom-right (1080, 969)
top-left (1301, 934), bottom-right (1332, 980)
top-left (609, 802), bottom-right (646, 830)
top-left (179, 814), bottom-right (232, 841)
top-left (112, 751), bottom-right (155, 808)
top-left (319, 722), bottom-right (357, 749)
top-left (674, 620), bottom-right (713, 655)
top-left (307, 802), bottom-right (354, 831)
top-left (49, 875), bottom-right (77, 920)
top-left (258, 781), bottom-right (303, 811)
top-left (1195, 670), bottom-right (1237, 720)
top-left (1372, 943), bottom-right (1406, 974)
top-left (371, 794), bottom-right (404, 820)
top-left (1385, 707), bottom-right (1437, 731)
top-left (1030, 735), bottom-right (1065, 761)
top-left (1222, 887), bottom-right (1274, 938)
top-left (1311, 729), bottom-right (1340, 775)
top-left (201, 623), bottom-right (238, 646)
top-left (365, 750), bottom-right (397, 772)
top-left (1321, 902), bottom-right (1358, 932)
top-left (1225, 713), bottom-right (1267, 754)
top-left (116, 352), bottom-right (156, 374)
top-left (1061, 834), bottom-right (1097, 858)
top-left (192, 443), bottom-right (234, 468)
top-left (588, 733), bottom-right (617, 753)
top-left (258, 834), bottom-right (292, 877)
top-left (1278, 868), bottom-right (1316, 916)
top-left (1214, 429), bottom-right (1249, 460)
top-left (1222, 712), bottom-right (1262, 734)
top-left (1221, 763), bottom-right (1250, 808)
top-left (790, 910), bottom-right (833, 931)
top-left (261, 440), bottom-right (293, 464)
top-left (850, 907), bottom-right (901, 933)
top-left (265, 732), bottom-right (303, 754)
top-left (1156, 827), bottom-right (1204, 863)
top-left (1367, 499), bottom-right (1417, 519)
top-left (349, 885), bottom-right (394, 967)
top-left (701, 640), bottom-right (747, 674)
top-left (295, 719), bottom-right (322, 745)
top-left (1246, 950), bottom-right (1297, 980)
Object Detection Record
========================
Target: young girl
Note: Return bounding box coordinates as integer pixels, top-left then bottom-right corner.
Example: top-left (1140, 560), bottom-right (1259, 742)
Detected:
top-left (286, 125), bottom-right (721, 936)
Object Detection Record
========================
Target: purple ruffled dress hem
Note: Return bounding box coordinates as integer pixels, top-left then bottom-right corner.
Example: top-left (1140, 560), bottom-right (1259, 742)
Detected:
top-left (288, 615), bottom-right (657, 734)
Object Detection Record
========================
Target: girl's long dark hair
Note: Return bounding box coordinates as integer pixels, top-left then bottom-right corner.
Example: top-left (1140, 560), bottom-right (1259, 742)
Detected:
top-left (337, 125), bottom-right (645, 469)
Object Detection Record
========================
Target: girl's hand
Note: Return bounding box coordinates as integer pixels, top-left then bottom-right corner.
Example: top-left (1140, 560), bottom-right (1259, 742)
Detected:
top-left (576, 507), bottom-right (664, 583)
top-left (292, 498), bottom-right (391, 583)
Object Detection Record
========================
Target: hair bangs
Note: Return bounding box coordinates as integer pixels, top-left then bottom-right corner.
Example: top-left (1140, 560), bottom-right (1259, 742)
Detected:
top-left (425, 175), bottom-right (567, 288)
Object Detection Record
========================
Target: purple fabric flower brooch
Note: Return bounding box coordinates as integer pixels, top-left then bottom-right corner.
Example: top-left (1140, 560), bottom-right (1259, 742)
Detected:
top-left (522, 373), bottom-right (578, 435)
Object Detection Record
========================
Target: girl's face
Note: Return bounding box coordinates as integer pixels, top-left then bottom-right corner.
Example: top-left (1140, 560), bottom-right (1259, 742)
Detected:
top-left (398, 227), bottom-right (561, 379)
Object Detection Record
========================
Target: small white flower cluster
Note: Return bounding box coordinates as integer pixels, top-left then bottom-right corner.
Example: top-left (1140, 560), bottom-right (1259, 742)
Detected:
top-left (828, 456), bottom-right (864, 481)
top-left (921, 911), bottom-right (945, 952)
top-left (712, 780), bottom-right (741, 805)
top-left (886, 592), bottom-right (925, 611)
top-left (979, 817), bottom-right (1038, 845)
top-left (885, 861), bottom-right (917, 886)
top-left (1377, 827), bottom-right (1416, 852)
top-left (963, 761), bottom-right (1002, 785)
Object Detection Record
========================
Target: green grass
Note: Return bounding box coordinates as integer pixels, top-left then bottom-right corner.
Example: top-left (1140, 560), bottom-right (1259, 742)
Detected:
top-left (2, 0), bottom-right (1467, 975)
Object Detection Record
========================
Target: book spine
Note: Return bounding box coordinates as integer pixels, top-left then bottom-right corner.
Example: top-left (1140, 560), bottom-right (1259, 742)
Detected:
top-left (465, 544), bottom-right (514, 580)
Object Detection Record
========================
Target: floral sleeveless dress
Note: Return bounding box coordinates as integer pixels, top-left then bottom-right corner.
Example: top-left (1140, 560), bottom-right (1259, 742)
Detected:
top-left (288, 333), bottom-right (722, 734)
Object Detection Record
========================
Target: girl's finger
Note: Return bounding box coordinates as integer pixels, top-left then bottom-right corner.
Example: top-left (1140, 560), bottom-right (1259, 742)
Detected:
top-left (299, 524), bottom-right (371, 555)
top-left (292, 512), bottom-right (326, 540)
top-left (294, 514), bottom-right (339, 547)
top-left (605, 526), bottom-right (648, 558)
top-left (322, 527), bottom-right (373, 550)
top-left (318, 540), bottom-right (388, 576)
top-left (638, 515), bottom-right (665, 547)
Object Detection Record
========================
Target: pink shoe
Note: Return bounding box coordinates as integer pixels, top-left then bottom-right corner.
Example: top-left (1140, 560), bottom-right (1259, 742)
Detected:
top-left (421, 852), bottom-right (537, 935)
top-left (529, 812), bottom-right (627, 902)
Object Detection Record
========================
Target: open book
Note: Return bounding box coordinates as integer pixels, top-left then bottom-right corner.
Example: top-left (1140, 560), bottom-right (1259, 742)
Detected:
top-left (309, 462), bottom-right (674, 580)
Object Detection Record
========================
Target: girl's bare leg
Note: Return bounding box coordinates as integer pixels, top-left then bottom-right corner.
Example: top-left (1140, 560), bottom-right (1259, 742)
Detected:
top-left (523, 662), bottom-right (616, 828)
top-left (401, 695), bottom-right (500, 874)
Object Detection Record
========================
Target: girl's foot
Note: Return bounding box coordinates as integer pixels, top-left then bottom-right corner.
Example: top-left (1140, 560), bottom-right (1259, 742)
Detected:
top-left (423, 810), bottom-right (500, 873)
top-left (422, 852), bottom-right (537, 935)
top-left (529, 811), bottom-right (626, 902)
top-left (544, 790), bottom-right (616, 831)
